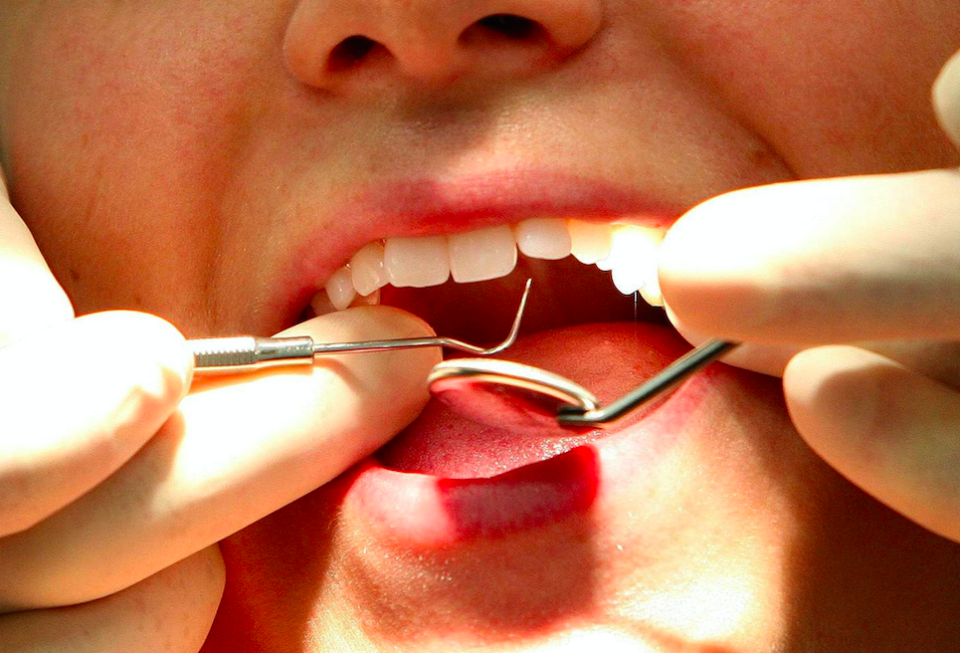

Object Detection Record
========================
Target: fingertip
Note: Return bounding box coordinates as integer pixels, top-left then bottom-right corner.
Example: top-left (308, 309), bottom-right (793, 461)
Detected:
top-left (784, 346), bottom-right (882, 451)
top-left (79, 311), bottom-right (195, 403)
top-left (933, 49), bottom-right (960, 151)
top-left (134, 312), bottom-right (195, 400)
top-left (662, 175), bottom-right (960, 347)
top-left (154, 317), bottom-right (195, 400)
top-left (0, 312), bottom-right (193, 538)
top-left (785, 345), bottom-right (960, 542)
top-left (783, 346), bottom-right (926, 497)
top-left (659, 190), bottom-right (778, 340)
top-left (325, 305), bottom-right (442, 423)
top-left (365, 303), bottom-right (438, 339)
top-left (271, 304), bottom-right (442, 461)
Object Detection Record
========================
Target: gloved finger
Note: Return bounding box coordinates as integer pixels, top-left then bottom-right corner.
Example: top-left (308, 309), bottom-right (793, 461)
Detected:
top-left (0, 168), bottom-right (74, 348)
top-left (934, 49), bottom-right (960, 150)
top-left (0, 311), bottom-right (192, 537)
top-left (785, 345), bottom-right (960, 543)
top-left (854, 339), bottom-right (960, 392)
top-left (0, 545), bottom-right (223, 653)
top-left (0, 306), bottom-right (439, 611)
top-left (669, 299), bottom-right (960, 388)
top-left (659, 169), bottom-right (960, 345)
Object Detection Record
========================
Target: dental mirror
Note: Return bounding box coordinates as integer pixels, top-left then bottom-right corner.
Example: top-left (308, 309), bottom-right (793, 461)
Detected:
top-left (428, 339), bottom-right (739, 429)
top-left (427, 358), bottom-right (600, 431)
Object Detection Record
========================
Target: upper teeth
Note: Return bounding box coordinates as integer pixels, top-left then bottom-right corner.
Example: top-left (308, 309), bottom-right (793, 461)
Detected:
top-left (448, 225), bottom-right (517, 283)
top-left (316, 218), bottom-right (664, 313)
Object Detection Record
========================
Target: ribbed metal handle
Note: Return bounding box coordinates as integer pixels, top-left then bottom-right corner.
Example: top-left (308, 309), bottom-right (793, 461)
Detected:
top-left (191, 337), bottom-right (260, 368)
top-left (190, 336), bottom-right (315, 373)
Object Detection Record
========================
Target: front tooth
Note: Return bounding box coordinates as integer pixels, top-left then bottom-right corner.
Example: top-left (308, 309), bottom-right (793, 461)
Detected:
top-left (640, 279), bottom-right (663, 307)
top-left (514, 218), bottom-right (571, 260)
top-left (449, 225), bottom-right (517, 283)
top-left (611, 262), bottom-right (647, 295)
top-left (568, 220), bottom-right (612, 264)
top-left (325, 266), bottom-right (356, 310)
top-left (384, 235), bottom-right (450, 288)
top-left (606, 225), bottom-right (662, 295)
top-left (350, 242), bottom-right (386, 296)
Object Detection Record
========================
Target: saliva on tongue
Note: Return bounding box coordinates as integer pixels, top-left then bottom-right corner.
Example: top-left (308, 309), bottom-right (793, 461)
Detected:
top-left (376, 262), bottom-right (689, 479)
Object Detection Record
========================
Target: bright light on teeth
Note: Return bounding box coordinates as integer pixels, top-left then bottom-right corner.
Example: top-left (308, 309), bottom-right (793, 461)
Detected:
top-left (311, 218), bottom-right (665, 315)
top-left (639, 278), bottom-right (663, 307)
top-left (568, 219), bottom-right (612, 264)
top-left (606, 225), bottom-right (662, 296)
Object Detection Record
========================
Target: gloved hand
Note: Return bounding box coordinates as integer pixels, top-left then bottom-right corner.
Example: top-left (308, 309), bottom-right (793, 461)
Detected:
top-left (0, 166), bottom-right (439, 651)
top-left (659, 50), bottom-right (960, 544)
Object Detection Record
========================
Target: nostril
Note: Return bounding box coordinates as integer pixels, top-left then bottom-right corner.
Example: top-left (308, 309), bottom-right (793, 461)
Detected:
top-left (477, 14), bottom-right (538, 40)
top-left (472, 14), bottom-right (543, 42)
top-left (328, 35), bottom-right (380, 72)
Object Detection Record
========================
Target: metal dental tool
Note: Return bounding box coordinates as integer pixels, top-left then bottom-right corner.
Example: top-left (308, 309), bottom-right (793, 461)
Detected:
top-left (428, 338), bottom-right (739, 429)
top-left (189, 279), bottom-right (532, 374)
top-left (189, 271), bottom-right (735, 428)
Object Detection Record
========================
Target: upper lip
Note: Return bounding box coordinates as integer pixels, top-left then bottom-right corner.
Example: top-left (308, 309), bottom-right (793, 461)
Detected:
top-left (272, 167), bottom-right (685, 331)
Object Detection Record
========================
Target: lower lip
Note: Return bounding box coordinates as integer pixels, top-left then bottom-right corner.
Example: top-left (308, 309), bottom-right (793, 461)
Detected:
top-left (343, 368), bottom-right (717, 548)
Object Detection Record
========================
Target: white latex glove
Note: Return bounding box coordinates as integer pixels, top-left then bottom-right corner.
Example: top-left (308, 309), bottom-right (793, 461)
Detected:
top-left (0, 166), bottom-right (439, 650)
top-left (659, 50), bottom-right (960, 543)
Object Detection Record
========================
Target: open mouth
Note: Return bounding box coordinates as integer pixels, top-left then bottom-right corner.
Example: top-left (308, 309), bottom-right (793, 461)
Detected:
top-left (270, 173), bottom-right (729, 544)
top-left (298, 217), bottom-right (698, 480)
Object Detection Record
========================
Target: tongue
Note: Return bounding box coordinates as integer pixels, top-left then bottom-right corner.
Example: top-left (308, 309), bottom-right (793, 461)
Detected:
top-left (376, 322), bottom-right (690, 478)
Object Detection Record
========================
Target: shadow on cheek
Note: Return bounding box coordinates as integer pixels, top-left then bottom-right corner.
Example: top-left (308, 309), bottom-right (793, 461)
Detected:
top-left (200, 478), bottom-right (345, 653)
top-left (746, 384), bottom-right (960, 651)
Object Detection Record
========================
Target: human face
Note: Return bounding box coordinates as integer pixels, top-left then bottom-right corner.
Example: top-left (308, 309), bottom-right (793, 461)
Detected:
top-left (3, 0), bottom-right (960, 650)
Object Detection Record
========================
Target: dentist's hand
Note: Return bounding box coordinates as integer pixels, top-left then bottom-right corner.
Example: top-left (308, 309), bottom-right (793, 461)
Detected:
top-left (0, 167), bottom-right (439, 650)
top-left (659, 50), bottom-right (960, 544)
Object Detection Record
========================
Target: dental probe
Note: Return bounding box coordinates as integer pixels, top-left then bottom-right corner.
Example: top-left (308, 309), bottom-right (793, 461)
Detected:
top-left (427, 338), bottom-right (739, 429)
top-left (188, 279), bottom-right (532, 374)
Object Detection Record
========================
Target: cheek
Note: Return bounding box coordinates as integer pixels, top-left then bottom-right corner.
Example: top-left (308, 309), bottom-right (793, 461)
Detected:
top-left (650, 0), bottom-right (960, 176)
top-left (3, 2), bottom-right (286, 330)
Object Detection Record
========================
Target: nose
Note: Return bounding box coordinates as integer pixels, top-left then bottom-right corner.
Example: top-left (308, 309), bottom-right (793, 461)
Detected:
top-left (282, 0), bottom-right (603, 92)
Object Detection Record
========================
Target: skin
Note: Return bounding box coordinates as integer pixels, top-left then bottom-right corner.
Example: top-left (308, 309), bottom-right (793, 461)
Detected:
top-left (0, 0), bottom-right (959, 651)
